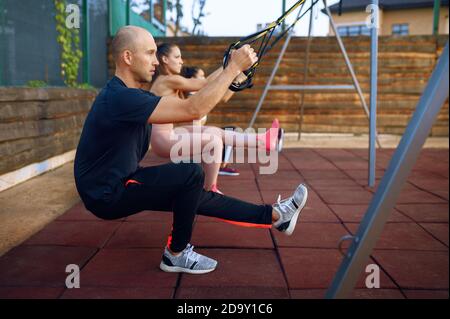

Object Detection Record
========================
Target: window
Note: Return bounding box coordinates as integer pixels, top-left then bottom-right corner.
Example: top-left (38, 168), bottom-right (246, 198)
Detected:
top-left (392, 23), bottom-right (409, 36)
top-left (130, 0), bottom-right (151, 22)
top-left (128, 0), bottom-right (165, 32)
top-left (337, 27), bottom-right (348, 37)
top-left (150, 0), bottom-right (165, 31)
top-left (337, 24), bottom-right (371, 37)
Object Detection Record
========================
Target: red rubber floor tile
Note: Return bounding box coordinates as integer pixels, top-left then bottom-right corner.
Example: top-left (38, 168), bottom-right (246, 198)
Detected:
top-left (373, 250), bottom-right (449, 289)
top-left (179, 249), bottom-right (286, 288)
top-left (80, 248), bottom-right (178, 288)
top-left (318, 188), bottom-right (374, 205)
top-left (0, 246), bottom-right (97, 287)
top-left (278, 248), bottom-right (396, 289)
top-left (395, 204), bottom-right (449, 223)
top-left (105, 221), bottom-right (172, 248)
top-left (408, 178), bottom-right (449, 192)
top-left (191, 221), bottom-right (274, 249)
top-left (257, 178), bottom-right (305, 191)
top-left (333, 160), bottom-right (372, 170)
top-left (56, 202), bottom-right (100, 221)
top-left (125, 211), bottom-right (173, 223)
top-left (272, 223), bottom-right (350, 249)
top-left (432, 190), bottom-right (449, 200)
top-left (330, 205), bottom-right (412, 223)
top-left (409, 170), bottom-right (448, 180)
top-left (345, 223), bottom-right (448, 251)
top-left (306, 178), bottom-right (361, 189)
top-left (396, 190), bottom-right (447, 204)
top-left (344, 170), bottom-right (385, 180)
top-left (420, 223), bottom-right (449, 247)
top-left (218, 179), bottom-right (258, 190)
top-left (301, 170), bottom-right (349, 180)
top-left (290, 160), bottom-right (338, 171)
top-left (24, 221), bottom-right (121, 248)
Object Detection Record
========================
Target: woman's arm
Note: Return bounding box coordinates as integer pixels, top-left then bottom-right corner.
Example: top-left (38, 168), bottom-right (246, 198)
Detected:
top-left (149, 45), bottom-right (258, 124)
top-left (222, 72), bottom-right (248, 103)
top-left (164, 75), bottom-right (208, 93)
top-left (206, 67), bottom-right (224, 82)
top-left (156, 65), bottom-right (247, 106)
top-left (163, 67), bottom-right (223, 95)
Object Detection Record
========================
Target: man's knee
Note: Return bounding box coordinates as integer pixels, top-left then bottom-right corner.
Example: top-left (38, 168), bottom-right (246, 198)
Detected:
top-left (184, 163), bottom-right (205, 185)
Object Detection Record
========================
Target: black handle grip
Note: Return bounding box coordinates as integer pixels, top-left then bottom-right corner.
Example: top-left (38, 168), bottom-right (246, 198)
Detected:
top-left (223, 42), bottom-right (256, 92)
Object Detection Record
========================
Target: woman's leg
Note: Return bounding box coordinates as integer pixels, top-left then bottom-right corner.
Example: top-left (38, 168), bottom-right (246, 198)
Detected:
top-left (196, 132), bottom-right (223, 191)
top-left (151, 129), bottom-right (223, 191)
top-left (181, 119), bottom-right (280, 151)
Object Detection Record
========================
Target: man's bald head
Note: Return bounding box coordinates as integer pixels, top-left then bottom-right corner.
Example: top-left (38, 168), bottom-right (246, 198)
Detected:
top-left (111, 26), bottom-right (153, 63)
top-left (112, 26), bottom-right (159, 85)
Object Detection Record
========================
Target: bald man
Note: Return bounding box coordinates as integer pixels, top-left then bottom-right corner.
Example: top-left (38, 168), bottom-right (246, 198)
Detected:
top-left (74, 26), bottom-right (308, 274)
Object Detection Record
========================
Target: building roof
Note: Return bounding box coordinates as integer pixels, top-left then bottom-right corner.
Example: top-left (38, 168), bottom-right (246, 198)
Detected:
top-left (328, 0), bottom-right (449, 13)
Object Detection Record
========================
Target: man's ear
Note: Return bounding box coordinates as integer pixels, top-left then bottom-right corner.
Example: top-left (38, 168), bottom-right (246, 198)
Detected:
top-left (123, 50), bottom-right (133, 66)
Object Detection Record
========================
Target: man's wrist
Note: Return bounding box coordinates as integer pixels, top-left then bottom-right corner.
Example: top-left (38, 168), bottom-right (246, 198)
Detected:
top-left (225, 62), bottom-right (242, 78)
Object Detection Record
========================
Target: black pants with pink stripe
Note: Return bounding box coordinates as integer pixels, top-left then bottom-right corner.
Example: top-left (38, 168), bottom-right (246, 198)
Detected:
top-left (91, 163), bottom-right (273, 252)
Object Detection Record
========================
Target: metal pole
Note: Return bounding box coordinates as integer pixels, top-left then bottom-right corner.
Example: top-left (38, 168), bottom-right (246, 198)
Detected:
top-left (433, 0), bottom-right (441, 35)
top-left (369, 0), bottom-right (379, 187)
top-left (82, 0), bottom-right (90, 84)
top-left (297, 1), bottom-right (314, 141)
top-left (108, 0), bottom-right (113, 36)
top-left (163, 0), bottom-right (167, 28)
top-left (282, 0), bottom-right (287, 32)
top-left (0, 0), bottom-right (5, 86)
top-left (249, 31), bottom-right (294, 128)
top-left (325, 2), bottom-right (382, 149)
top-left (269, 84), bottom-right (354, 90)
top-left (325, 42), bottom-right (449, 299)
top-left (126, 0), bottom-right (130, 25)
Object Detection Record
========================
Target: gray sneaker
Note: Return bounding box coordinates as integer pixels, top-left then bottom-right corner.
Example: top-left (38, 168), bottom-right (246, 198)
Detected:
top-left (160, 244), bottom-right (218, 274)
top-left (273, 184), bottom-right (308, 236)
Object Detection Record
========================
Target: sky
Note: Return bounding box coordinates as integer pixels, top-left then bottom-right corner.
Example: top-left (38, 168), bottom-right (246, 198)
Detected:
top-left (169, 0), bottom-right (341, 37)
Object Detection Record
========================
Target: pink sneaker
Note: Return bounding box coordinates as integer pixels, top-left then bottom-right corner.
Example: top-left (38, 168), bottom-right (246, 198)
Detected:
top-left (219, 166), bottom-right (240, 176)
top-left (258, 119), bottom-right (282, 151)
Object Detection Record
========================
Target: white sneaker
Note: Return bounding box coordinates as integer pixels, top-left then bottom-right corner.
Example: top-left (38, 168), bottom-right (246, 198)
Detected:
top-left (273, 184), bottom-right (308, 236)
top-left (160, 244), bottom-right (218, 274)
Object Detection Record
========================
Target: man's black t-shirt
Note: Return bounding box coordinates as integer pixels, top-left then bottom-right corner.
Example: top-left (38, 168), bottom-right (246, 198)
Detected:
top-left (74, 76), bottom-right (161, 209)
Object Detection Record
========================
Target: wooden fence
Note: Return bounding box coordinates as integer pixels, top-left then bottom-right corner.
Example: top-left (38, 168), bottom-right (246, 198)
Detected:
top-left (146, 35), bottom-right (449, 136)
top-left (0, 88), bottom-right (96, 175)
top-left (1, 35), bottom-right (448, 176)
